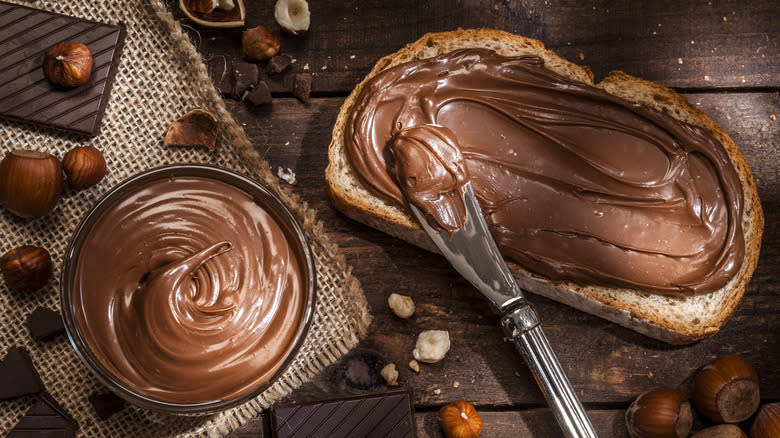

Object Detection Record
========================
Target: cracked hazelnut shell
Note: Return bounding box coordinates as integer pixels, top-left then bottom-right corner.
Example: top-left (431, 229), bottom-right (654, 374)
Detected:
top-left (0, 150), bottom-right (63, 218)
top-left (62, 146), bottom-right (107, 191)
top-left (242, 26), bottom-right (280, 61)
top-left (1, 245), bottom-right (53, 291)
top-left (179, 0), bottom-right (245, 28)
top-left (164, 109), bottom-right (219, 150)
top-left (43, 42), bottom-right (92, 87)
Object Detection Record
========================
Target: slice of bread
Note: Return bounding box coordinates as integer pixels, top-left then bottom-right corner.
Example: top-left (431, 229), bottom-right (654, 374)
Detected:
top-left (326, 29), bottom-right (764, 344)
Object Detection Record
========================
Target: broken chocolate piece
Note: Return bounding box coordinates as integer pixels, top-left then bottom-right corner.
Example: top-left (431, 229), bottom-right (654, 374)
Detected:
top-left (0, 347), bottom-right (44, 400)
top-left (271, 389), bottom-right (415, 438)
top-left (27, 307), bottom-right (66, 342)
top-left (267, 54), bottom-right (293, 75)
top-left (231, 60), bottom-right (259, 99)
top-left (245, 80), bottom-right (272, 106)
top-left (0, 2), bottom-right (126, 137)
top-left (292, 73), bottom-right (312, 103)
top-left (88, 391), bottom-right (126, 420)
top-left (8, 392), bottom-right (78, 438)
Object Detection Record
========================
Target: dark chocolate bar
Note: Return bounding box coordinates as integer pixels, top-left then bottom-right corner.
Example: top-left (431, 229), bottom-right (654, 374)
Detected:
top-left (271, 390), bottom-right (416, 438)
top-left (7, 392), bottom-right (78, 438)
top-left (27, 307), bottom-right (66, 342)
top-left (0, 2), bottom-right (126, 136)
top-left (0, 346), bottom-right (44, 400)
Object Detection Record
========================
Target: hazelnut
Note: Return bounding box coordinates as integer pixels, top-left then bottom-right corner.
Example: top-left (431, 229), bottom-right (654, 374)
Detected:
top-left (62, 146), bottom-right (107, 191)
top-left (751, 403), bottom-right (780, 438)
top-left (413, 330), bottom-right (450, 363)
top-left (690, 424), bottom-right (747, 438)
top-left (164, 108), bottom-right (220, 150)
top-left (42, 42), bottom-right (92, 87)
top-left (1, 246), bottom-right (53, 291)
top-left (388, 293), bottom-right (415, 318)
top-left (692, 355), bottom-right (760, 423)
top-left (274, 0), bottom-right (310, 35)
top-left (0, 150), bottom-right (63, 218)
top-left (625, 387), bottom-right (692, 438)
top-left (380, 363), bottom-right (399, 386)
top-left (438, 400), bottom-right (482, 438)
top-left (242, 26), bottom-right (280, 61)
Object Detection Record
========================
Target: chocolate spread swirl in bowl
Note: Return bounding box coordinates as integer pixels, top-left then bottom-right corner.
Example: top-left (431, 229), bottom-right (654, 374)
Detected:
top-left (61, 164), bottom-right (316, 414)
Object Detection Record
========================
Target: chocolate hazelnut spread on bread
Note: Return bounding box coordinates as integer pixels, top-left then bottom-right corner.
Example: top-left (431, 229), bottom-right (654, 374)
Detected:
top-left (345, 48), bottom-right (745, 296)
top-left (72, 175), bottom-right (306, 403)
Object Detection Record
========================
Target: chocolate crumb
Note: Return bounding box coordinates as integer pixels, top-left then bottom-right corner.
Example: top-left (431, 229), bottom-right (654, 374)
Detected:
top-left (27, 307), bottom-right (66, 342)
top-left (267, 54), bottom-right (293, 75)
top-left (8, 392), bottom-right (78, 437)
top-left (89, 392), bottom-right (126, 420)
top-left (245, 80), bottom-right (272, 106)
top-left (293, 73), bottom-right (312, 103)
top-left (0, 347), bottom-right (44, 400)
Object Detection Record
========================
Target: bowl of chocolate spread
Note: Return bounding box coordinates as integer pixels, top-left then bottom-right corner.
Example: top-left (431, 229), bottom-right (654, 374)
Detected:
top-left (60, 164), bottom-right (316, 414)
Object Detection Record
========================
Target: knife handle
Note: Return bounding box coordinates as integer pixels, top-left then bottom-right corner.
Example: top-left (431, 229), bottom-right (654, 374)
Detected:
top-left (502, 303), bottom-right (599, 438)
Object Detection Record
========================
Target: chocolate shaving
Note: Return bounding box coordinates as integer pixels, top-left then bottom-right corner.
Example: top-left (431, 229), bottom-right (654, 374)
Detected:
top-left (164, 108), bottom-right (220, 150)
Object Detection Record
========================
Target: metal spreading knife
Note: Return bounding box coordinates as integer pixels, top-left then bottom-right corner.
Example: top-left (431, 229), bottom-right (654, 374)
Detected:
top-left (407, 181), bottom-right (598, 438)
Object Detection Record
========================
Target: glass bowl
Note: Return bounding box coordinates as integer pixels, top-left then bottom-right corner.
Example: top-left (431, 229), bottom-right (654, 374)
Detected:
top-left (60, 164), bottom-right (316, 415)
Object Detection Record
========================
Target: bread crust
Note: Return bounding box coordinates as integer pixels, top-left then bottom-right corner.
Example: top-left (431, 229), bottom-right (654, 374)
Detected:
top-left (326, 29), bottom-right (764, 344)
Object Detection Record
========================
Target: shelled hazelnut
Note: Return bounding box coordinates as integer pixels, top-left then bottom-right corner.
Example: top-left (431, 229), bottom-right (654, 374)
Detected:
top-left (274, 0), bottom-right (310, 35)
top-left (62, 146), bottom-right (106, 191)
top-left (43, 42), bottom-right (92, 87)
top-left (438, 400), bottom-right (482, 438)
top-left (1, 246), bottom-right (53, 291)
top-left (242, 26), bottom-right (280, 62)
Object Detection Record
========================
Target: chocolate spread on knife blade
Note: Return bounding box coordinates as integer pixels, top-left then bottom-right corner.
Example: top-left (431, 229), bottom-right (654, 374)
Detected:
top-left (345, 48), bottom-right (745, 296)
top-left (73, 176), bottom-right (306, 403)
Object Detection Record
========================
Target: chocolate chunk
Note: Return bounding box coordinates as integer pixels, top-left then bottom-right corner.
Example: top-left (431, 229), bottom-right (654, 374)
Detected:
top-left (27, 307), bottom-right (66, 342)
top-left (292, 73), bottom-right (312, 103)
top-left (267, 54), bottom-right (293, 75)
top-left (0, 347), bottom-right (44, 400)
top-left (0, 3), bottom-right (126, 137)
top-left (245, 80), bottom-right (272, 106)
top-left (231, 61), bottom-right (259, 99)
top-left (271, 390), bottom-right (416, 438)
top-left (8, 392), bottom-right (78, 438)
top-left (88, 391), bottom-right (125, 420)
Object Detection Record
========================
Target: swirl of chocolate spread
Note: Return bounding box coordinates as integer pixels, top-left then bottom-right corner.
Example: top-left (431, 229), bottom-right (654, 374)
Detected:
top-left (73, 175), bottom-right (306, 403)
top-left (345, 48), bottom-right (745, 296)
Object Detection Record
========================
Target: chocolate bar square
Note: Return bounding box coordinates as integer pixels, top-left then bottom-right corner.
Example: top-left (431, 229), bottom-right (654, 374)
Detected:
top-left (0, 2), bottom-right (126, 136)
top-left (271, 389), bottom-right (416, 438)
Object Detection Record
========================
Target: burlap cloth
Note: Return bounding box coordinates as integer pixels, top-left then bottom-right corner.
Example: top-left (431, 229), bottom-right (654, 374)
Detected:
top-left (0, 0), bottom-right (372, 436)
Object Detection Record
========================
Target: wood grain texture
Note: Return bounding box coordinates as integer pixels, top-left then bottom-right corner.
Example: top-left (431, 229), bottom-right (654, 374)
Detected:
top-left (176, 0), bottom-right (779, 435)
top-left (182, 0), bottom-right (778, 94)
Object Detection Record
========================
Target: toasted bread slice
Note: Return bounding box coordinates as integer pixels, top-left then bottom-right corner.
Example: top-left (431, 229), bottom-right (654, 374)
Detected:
top-left (326, 29), bottom-right (763, 344)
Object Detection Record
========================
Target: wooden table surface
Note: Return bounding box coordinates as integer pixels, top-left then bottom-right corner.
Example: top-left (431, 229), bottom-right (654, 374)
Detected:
top-left (176, 1), bottom-right (779, 436)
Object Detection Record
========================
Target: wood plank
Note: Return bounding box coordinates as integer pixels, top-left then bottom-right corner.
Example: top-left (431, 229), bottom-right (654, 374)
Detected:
top-left (229, 409), bottom-right (632, 437)
top-left (222, 90), bottom-right (779, 410)
top-left (179, 0), bottom-right (778, 94)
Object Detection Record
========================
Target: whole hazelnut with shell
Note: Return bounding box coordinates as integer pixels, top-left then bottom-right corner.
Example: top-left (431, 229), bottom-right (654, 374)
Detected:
top-left (242, 26), bottom-right (280, 61)
top-left (625, 387), bottom-right (692, 438)
top-left (43, 41), bottom-right (93, 87)
top-left (0, 149), bottom-right (63, 218)
top-left (438, 400), bottom-right (483, 438)
top-left (692, 355), bottom-right (760, 423)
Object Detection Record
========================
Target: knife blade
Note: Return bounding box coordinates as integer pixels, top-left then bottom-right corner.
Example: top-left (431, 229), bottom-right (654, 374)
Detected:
top-left (408, 181), bottom-right (598, 438)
